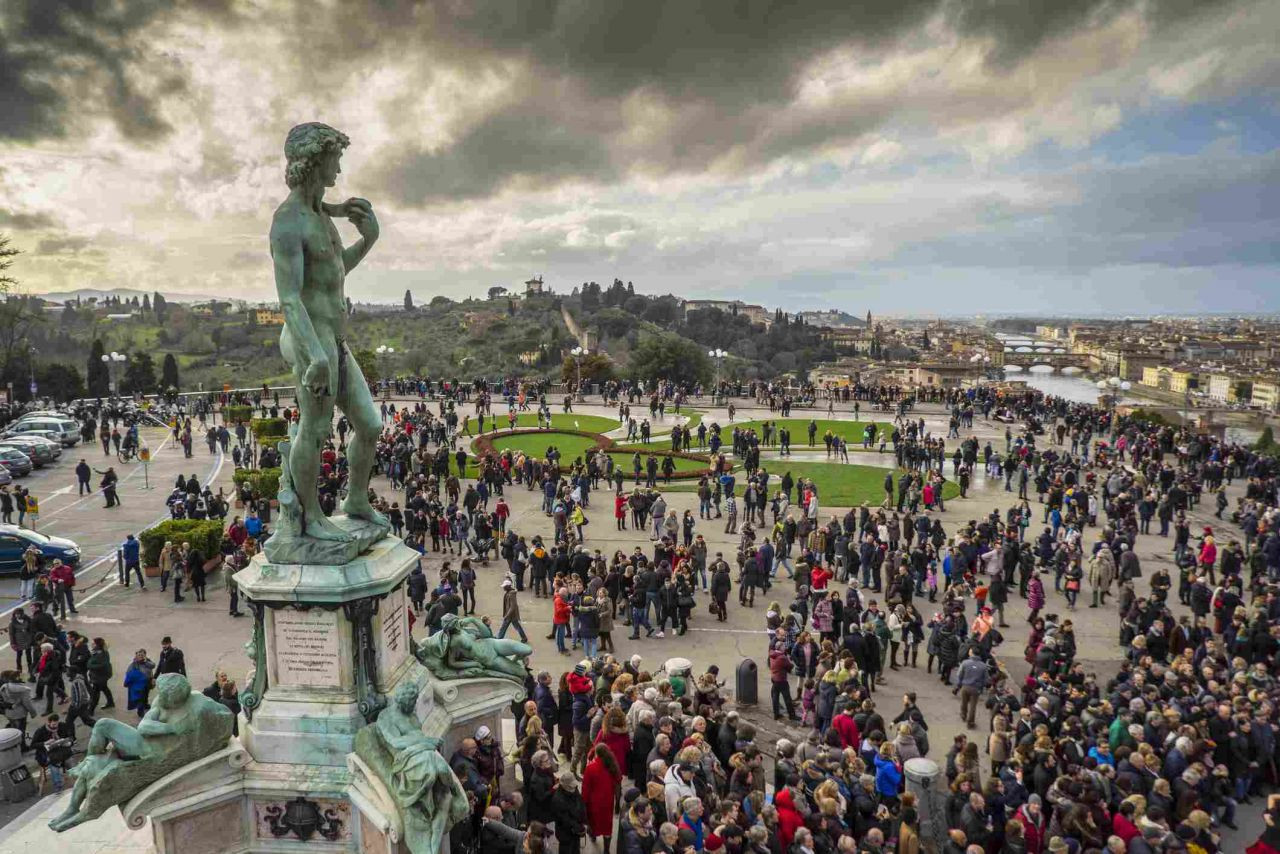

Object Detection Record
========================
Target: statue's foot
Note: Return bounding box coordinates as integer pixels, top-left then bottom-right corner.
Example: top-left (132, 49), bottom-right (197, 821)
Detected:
top-left (303, 515), bottom-right (354, 542)
top-left (49, 812), bottom-right (84, 833)
top-left (341, 498), bottom-right (389, 529)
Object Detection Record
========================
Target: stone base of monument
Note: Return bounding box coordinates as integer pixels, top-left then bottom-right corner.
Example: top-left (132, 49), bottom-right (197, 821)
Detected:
top-left (82, 535), bottom-right (525, 854)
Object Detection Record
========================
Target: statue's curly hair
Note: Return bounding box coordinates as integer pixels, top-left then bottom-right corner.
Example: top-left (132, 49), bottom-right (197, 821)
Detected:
top-left (283, 122), bottom-right (350, 188)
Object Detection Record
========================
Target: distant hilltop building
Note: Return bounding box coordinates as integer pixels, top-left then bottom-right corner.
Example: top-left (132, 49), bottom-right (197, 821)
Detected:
top-left (524, 275), bottom-right (546, 296)
top-left (681, 299), bottom-right (772, 327)
top-left (254, 308), bottom-right (285, 325)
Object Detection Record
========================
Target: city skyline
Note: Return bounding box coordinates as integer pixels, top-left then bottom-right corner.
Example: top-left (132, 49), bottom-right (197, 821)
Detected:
top-left (1, 0), bottom-right (1277, 313)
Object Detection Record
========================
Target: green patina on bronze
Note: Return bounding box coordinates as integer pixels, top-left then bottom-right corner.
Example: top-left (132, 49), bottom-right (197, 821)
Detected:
top-left (265, 122), bottom-right (390, 565)
top-left (48, 674), bottom-right (233, 832)
top-left (353, 682), bottom-right (471, 854)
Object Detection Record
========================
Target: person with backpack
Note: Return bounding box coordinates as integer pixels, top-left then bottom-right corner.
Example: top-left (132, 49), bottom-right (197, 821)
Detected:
top-left (65, 668), bottom-right (95, 728)
top-left (0, 669), bottom-right (40, 750)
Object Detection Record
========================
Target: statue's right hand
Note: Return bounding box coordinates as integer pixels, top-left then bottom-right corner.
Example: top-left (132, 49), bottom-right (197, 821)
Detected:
top-left (302, 359), bottom-right (332, 398)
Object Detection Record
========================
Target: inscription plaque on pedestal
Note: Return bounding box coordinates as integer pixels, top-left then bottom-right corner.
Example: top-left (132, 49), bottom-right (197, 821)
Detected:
top-left (275, 608), bottom-right (342, 688)
top-left (377, 586), bottom-right (408, 684)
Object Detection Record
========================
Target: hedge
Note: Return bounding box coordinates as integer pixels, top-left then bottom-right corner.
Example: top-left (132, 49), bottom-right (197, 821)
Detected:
top-left (224, 404), bottom-right (254, 423)
top-left (232, 467), bottom-right (281, 500)
top-left (250, 417), bottom-right (290, 448)
top-left (139, 519), bottom-right (225, 566)
top-left (472, 428), bottom-right (717, 480)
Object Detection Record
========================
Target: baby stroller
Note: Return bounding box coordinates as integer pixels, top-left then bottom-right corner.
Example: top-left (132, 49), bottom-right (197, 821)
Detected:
top-left (470, 536), bottom-right (496, 564)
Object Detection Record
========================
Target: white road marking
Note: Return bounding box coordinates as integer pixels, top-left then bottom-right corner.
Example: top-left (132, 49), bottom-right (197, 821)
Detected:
top-left (0, 444), bottom-right (226, 641)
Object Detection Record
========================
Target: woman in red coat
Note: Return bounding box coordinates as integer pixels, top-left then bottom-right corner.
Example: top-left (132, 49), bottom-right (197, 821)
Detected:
top-left (593, 707), bottom-right (631, 776)
top-left (582, 743), bottom-right (622, 852)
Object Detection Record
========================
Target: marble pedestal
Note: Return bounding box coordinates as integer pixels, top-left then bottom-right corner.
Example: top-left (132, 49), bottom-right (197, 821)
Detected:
top-left (112, 535), bottom-right (522, 854)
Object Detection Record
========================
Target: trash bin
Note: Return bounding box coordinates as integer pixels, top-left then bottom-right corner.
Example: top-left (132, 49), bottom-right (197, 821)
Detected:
top-left (0, 728), bottom-right (35, 803)
top-left (735, 659), bottom-right (758, 705)
top-left (904, 757), bottom-right (945, 850)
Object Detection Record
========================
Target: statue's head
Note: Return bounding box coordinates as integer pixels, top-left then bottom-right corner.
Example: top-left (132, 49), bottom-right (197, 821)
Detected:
top-left (284, 122), bottom-right (350, 189)
top-left (393, 680), bottom-right (419, 714)
top-left (440, 613), bottom-right (460, 634)
top-left (153, 673), bottom-right (193, 708)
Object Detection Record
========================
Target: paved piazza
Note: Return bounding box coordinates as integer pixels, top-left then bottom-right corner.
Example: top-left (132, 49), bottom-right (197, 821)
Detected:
top-left (1, 394), bottom-right (1270, 849)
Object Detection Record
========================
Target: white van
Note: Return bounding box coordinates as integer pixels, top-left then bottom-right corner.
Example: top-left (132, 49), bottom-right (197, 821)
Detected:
top-left (6, 416), bottom-right (81, 446)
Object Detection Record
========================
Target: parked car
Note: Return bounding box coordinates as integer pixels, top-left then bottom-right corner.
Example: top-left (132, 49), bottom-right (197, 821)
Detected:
top-left (11, 433), bottom-right (62, 457)
top-left (0, 448), bottom-right (32, 477)
top-left (0, 437), bottom-right (56, 466)
top-left (7, 416), bottom-right (81, 446)
top-left (0, 525), bottom-right (81, 574)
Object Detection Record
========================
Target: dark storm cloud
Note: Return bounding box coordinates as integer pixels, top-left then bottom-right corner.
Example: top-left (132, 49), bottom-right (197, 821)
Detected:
top-left (36, 236), bottom-right (92, 255)
top-left (0, 0), bottom-right (233, 142)
top-left (0, 208), bottom-right (58, 230)
top-left (353, 0), bottom-right (1236, 204)
top-left (375, 107), bottom-right (617, 205)
top-left (948, 0), bottom-right (1244, 68)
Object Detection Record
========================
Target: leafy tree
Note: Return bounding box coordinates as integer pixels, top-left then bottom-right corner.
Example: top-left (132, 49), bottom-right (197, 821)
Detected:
top-left (771, 351), bottom-right (798, 373)
top-left (580, 281), bottom-right (601, 312)
top-left (353, 347), bottom-right (380, 382)
top-left (152, 291), bottom-right (167, 320)
top-left (121, 352), bottom-right (158, 395)
top-left (404, 289), bottom-right (414, 310)
top-left (142, 293), bottom-right (151, 312)
top-left (430, 295), bottom-right (451, 307)
top-left (161, 353), bottom-right (180, 391)
top-left (629, 334), bottom-right (710, 386)
top-left (0, 297), bottom-right (43, 391)
top-left (36, 362), bottom-right (85, 402)
top-left (560, 352), bottom-right (614, 385)
top-left (87, 339), bottom-right (109, 396)
top-left (593, 307), bottom-right (635, 338)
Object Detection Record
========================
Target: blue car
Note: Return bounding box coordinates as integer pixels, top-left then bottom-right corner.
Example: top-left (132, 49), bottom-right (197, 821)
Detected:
top-left (0, 525), bottom-right (81, 574)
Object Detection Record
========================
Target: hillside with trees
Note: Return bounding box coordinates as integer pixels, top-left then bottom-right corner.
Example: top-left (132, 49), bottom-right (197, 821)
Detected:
top-left (3, 273), bottom-right (835, 402)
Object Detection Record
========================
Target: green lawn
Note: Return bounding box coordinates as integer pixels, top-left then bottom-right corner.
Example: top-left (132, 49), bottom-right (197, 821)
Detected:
top-left (605, 451), bottom-right (710, 473)
top-left (711, 418), bottom-right (893, 447)
top-left (745, 461), bottom-right (961, 507)
top-left (471, 413), bottom-right (620, 434)
top-left (478, 430), bottom-right (602, 463)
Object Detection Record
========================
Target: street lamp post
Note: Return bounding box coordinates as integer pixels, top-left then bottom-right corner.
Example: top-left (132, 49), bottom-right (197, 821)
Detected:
top-left (375, 345), bottom-right (395, 399)
top-left (708, 349), bottom-right (726, 405)
top-left (570, 346), bottom-right (586, 402)
top-left (27, 346), bottom-right (37, 399)
top-left (101, 351), bottom-right (126, 396)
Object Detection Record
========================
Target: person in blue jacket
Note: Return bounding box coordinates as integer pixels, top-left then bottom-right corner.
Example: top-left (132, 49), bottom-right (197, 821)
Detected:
top-left (120, 533), bottom-right (145, 589)
top-left (122, 648), bottom-right (155, 718)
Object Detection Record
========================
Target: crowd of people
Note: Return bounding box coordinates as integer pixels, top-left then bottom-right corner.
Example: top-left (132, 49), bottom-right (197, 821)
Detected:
top-left (6, 379), bottom-right (1280, 854)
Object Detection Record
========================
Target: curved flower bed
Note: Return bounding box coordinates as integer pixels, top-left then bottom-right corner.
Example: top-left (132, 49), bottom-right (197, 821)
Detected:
top-left (473, 427), bottom-right (719, 481)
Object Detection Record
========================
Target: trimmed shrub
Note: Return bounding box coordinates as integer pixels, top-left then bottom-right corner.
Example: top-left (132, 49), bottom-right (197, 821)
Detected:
top-left (224, 404), bottom-right (254, 424)
top-left (139, 519), bottom-right (224, 566)
top-left (250, 417), bottom-right (290, 448)
top-left (232, 467), bottom-right (281, 500)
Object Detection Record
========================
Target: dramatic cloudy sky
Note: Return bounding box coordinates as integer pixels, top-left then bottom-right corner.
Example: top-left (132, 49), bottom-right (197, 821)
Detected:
top-left (2, 0), bottom-right (1278, 313)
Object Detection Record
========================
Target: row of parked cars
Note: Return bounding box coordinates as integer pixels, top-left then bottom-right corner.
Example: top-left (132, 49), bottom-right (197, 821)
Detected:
top-left (0, 411), bottom-right (82, 485)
